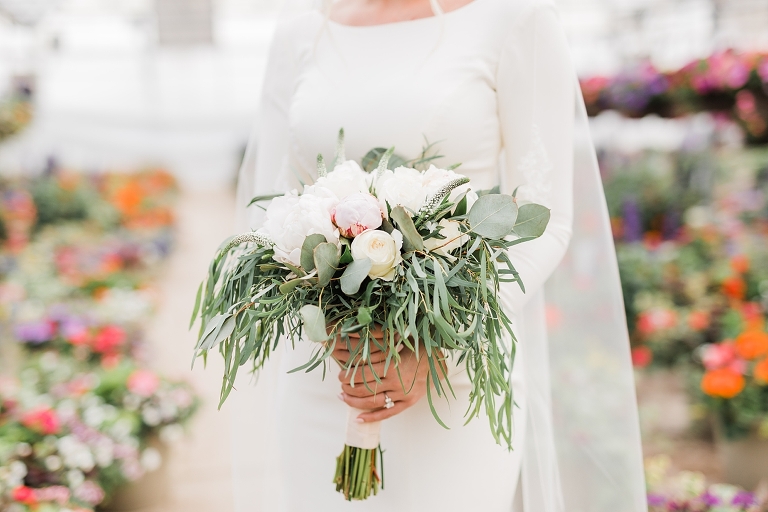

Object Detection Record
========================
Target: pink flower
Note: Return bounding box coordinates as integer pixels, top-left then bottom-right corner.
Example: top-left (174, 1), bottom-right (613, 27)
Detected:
top-left (34, 486), bottom-right (71, 505)
top-left (73, 481), bottom-right (105, 506)
top-left (636, 309), bottom-right (677, 336)
top-left (701, 342), bottom-right (741, 371)
top-left (20, 406), bottom-right (61, 435)
top-left (331, 193), bottom-right (383, 239)
top-left (127, 369), bottom-right (160, 397)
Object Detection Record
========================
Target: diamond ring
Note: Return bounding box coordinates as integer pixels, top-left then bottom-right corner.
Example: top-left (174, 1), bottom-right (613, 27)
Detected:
top-left (383, 393), bottom-right (394, 409)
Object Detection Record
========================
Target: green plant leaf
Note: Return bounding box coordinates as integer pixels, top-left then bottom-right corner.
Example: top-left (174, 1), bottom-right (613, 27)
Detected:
top-left (361, 147), bottom-right (407, 173)
top-left (513, 204), bottom-right (551, 238)
top-left (468, 194), bottom-right (518, 239)
top-left (189, 282), bottom-right (202, 329)
top-left (300, 305), bottom-right (328, 342)
top-left (314, 242), bottom-right (340, 287)
top-left (390, 206), bottom-right (424, 251)
top-left (340, 258), bottom-right (372, 295)
top-left (301, 234), bottom-right (327, 271)
top-left (247, 192), bottom-right (283, 206)
top-left (357, 306), bottom-right (373, 325)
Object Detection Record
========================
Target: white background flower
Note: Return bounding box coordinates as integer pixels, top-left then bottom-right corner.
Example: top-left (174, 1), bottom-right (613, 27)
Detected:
top-left (351, 229), bottom-right (403, 281)
top-left (259, 190), bottom-right (340, 267)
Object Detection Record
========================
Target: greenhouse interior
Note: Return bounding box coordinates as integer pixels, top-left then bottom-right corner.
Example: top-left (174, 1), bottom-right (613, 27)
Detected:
top-left (2, 0), bottom-right (768, 510)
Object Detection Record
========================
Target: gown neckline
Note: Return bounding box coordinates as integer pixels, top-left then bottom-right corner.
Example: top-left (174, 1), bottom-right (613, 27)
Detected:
top-left (325, 0), bottom-right (486, 30)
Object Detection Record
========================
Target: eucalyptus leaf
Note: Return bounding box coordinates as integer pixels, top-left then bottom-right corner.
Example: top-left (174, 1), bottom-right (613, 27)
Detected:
top-left (513, 204), bottom-right (551, 238)
top-left (340, 258), bottom-right (372, 295)
top-left (301, 234), bottom-right (327, 272)
top-left (357, 307), bottom-right (373, 325)
top-left (300, 305), bottom-right (328, 342)
top-left (390, 206), bottom-right (424, 252)
top-left (314, 242), bottom-right (340, 287)
top-left (468, 194), bottom-right (518, 239)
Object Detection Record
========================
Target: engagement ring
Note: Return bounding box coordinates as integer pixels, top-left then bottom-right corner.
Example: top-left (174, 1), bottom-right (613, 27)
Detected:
top-left (384, 393), bottom-right (394, 409)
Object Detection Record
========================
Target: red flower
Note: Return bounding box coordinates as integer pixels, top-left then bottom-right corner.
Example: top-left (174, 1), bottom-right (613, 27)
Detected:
top-left (631, 346), bottom-right (653, 368)
top-left (687, 311), bottom-right (710, 331)
top-left (722, 276), bottom-right (746, 301)
top-left (11, 486), bottom-right (37, 505)
top-left (20, 406), bottom-right (61, 435)
top-left (92, 325), bottom-right (126, 354)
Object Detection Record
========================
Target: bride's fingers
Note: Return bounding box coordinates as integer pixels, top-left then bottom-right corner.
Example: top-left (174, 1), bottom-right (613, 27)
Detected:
top-left (337, 362), bottom-right (393, 385)
top-left (355, 400), bottom-right (411, 423)
top-left (338, 389), bottom-right (403, 410)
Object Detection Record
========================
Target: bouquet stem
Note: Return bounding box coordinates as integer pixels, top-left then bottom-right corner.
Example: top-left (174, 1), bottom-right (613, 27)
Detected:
top-left (334, 407), bottom-right (384, 500)
top-left (334, 444), bottom-right (383, 500)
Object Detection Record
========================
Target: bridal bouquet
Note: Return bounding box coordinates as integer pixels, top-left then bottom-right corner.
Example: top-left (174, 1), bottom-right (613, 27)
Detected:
top-left (191, 131), bottom-right (550, 500)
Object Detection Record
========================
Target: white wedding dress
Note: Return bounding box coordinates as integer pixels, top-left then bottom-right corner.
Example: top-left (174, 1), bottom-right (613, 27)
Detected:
top-left (231, 0), bottom-right (648, 511)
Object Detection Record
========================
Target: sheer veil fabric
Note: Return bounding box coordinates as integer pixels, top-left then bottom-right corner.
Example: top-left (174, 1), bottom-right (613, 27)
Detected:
top-left (231, 0), bottom-right (647, 510)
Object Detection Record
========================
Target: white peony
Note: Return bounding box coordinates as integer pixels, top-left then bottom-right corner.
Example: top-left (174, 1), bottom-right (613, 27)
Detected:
top-left (351, 229), bottom-right (403, 281)
top-left (259, 190), bottom-right (340, 268)
top-left (424, 220), bottom-right (470, 256)
top-left (305, 160), bottom-right (370, 200)
top-left (375, 165), bottom-right (476, 216)
top-left (374, 166), bottom-right (429, 216)
top-left (331, 193), bottom-right (383, 238)
top-left (421, 165), bottom-right (477, 211)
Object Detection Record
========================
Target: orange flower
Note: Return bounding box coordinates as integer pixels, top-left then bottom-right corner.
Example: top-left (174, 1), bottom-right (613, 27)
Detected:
top-left (755, 358), bottom-right (768, 384)
top-left (701, 368), bottom-right (745, 398)
top-left (735, 330), bottom-right (768, 360)
top-left (722, 276), bottom-right (746, 300)
top-left (730, 254), bottom-right (750, 274)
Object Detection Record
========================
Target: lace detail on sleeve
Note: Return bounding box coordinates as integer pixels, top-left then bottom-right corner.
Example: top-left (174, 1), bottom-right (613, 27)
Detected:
top-left (515, 124), bottom-right (553, 207)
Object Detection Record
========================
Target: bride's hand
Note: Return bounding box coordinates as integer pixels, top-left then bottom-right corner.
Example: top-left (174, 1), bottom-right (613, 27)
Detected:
top-left (334, 327), bottom-right (445, 423)
top-left (330, 325), bottom-right (390, 366)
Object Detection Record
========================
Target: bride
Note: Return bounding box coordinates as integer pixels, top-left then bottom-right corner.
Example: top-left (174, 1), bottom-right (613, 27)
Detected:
top-left (231, 0), bottom-right (648, 510)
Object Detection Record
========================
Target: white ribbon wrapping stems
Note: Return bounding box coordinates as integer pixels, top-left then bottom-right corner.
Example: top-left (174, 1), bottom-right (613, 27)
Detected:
top-left (344, 407), bottom-right (381, 449)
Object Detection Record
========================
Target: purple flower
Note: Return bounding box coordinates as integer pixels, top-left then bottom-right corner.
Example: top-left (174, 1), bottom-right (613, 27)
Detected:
top-left (14, 320), bottom-right (55, 344)
top-left (623, 198), bottom-right (643, 243)
top-left (647, 493), bottom-right (667, 507)
top-left (699, 491), bottom-right (720, 506)
top-left (732, 491), bottom-right (756, 507)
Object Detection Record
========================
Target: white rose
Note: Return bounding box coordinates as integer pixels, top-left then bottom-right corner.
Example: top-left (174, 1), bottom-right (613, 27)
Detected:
top-left (351, 229), bottom-right (403, 281)
top-left (374, 166), bottom-right (429, 216)
top-left (424, 220), bottom-right (470, 256)
top-left (331, 193), bottom-right (383, 238)
top-left (259, 190), bottom-right (340, 268)
top-left (305, 160), bottom-right (370, 200)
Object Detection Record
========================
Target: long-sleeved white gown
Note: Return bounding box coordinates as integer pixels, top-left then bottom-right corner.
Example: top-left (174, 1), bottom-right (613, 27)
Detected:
top-left (237, 0), bottom-right (580, 510)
